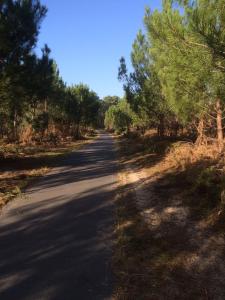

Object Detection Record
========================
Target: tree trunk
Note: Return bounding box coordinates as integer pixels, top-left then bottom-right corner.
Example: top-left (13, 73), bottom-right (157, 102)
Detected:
top-left (74, 123), bottom-right (81, 140)
top-left (195, 118), bottom-right (204, 145)
top-left (158, 115), bottom-right (165, 137)
top-left (13, 109), bottom-right (18, 141)
top-left (141, 127), bottom-right (145, 135)
top-left (44, 99), bottom-right (48, 112)
top-left (216, 98), bottom-right (223, 152)
top-left (173, 118), bottom-right (179, 137)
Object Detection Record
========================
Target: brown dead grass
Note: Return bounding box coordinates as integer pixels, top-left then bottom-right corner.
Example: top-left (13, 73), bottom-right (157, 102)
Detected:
top-left (114, 134), bottom-right (225, 300)
top-left (166, 142), bottom-right (221, 169)
top-left (0, 136), bottom-right (97, 209)
top-left (0, 167), bottom-right (49, 208)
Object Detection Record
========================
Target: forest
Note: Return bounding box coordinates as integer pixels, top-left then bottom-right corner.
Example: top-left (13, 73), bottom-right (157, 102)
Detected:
top-left (0, 0), bottom-right (100, 146)
top-left (1, 1), bottom-right (225, 299)
top-left (4, 0), bottom-right (225, 149)
top-left (105, 0), bottom-right (225, 152)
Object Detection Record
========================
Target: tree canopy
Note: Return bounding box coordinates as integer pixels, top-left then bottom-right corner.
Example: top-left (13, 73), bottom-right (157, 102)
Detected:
top-left (0, 0), bottom-right (101, 142)
top-left (108, 0), bottom-right (225, 150)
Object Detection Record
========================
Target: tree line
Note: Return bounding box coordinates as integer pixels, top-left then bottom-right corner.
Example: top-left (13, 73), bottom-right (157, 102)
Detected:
top-left (0, 0), bottom-right (100, 144)
top-left (105, 0), bottom-right (225, 151)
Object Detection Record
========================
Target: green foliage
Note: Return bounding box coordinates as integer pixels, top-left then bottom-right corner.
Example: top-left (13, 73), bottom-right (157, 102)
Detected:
top-left (195, 167), bottom-right (218, 191)
top-left (105, 100), bottom-right (133, 134)
top-left (118, 31), bottom-right (170, 135)
top-left (0, 1), bottom-right (100, 142)
top-left (98, 96), bottom-right (120, 128)
top-left (117, 0), bottom-right (225, 143)
top-left (144, 1), bottom-right (213, 124)
top-left (32, 112), bottom-right (49, 135)
top-left (67, 84), bottom-right (100, 128)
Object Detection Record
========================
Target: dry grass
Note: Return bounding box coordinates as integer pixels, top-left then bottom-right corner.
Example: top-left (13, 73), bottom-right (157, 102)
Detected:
top-left (113, 176), bottom-right (154, 300)
top-left (0, 136), bottom-right (97, 209)
top-left (166, 142), bottom-right (221, 169)
top-left (114, 134), bottom-right (225, 300)
top-left (0, 167), bottom-right (49, 208)
top-left (0, 138), bottom-right (93, 159)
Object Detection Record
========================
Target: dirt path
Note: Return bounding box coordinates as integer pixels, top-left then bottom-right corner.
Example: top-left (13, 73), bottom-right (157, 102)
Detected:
top-left (0, 133), bottom-right (117, 300)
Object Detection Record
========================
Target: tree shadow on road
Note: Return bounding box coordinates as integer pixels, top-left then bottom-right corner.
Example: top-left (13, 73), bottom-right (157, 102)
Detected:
top-left (0, 184), bottom-right (117, 300)
top-left (0, 134), bottom-right (120, 300)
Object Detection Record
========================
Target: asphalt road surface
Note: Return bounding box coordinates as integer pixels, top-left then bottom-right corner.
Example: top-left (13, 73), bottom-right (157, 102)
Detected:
top-left (0, 133), bottom-right (117, 300)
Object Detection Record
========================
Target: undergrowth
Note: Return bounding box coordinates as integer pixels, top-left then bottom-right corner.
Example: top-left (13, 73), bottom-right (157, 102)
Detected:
top-left (114, 133), bottom-right (225, 299)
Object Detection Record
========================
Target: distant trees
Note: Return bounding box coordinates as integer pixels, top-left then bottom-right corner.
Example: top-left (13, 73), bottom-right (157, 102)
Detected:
top-left (65, 84), bottom-right (100, 139)
top-left (104, 99), bottom-right (133, 134)
top-left (98, 96), bottom-right (120, 128)
top-left (0, 0), bottom-right (100, 143)
top-left (108, 0), bottom-right (225, 150)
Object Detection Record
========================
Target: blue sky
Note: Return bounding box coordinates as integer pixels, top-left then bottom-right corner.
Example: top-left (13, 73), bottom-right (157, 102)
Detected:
top-left (37, 0), bottom-right (161, 99)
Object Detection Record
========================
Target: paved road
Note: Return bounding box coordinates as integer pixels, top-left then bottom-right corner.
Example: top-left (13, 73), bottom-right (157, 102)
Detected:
top-left (0, 133), bottom-right (117, 300)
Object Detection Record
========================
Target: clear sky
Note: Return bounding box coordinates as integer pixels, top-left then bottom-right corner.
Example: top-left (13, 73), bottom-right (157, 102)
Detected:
top-left (37, 0), bottom-right (162, 99)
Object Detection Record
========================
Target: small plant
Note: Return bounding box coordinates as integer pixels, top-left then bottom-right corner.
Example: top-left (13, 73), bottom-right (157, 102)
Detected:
top-left (195, 167), bottom-right (217, 191)
top-left (0, 146), bottom-right (6, 159)
top-left (45, 133), bottom-right (59, 146)
top-left (193, 166), bottom-right (225, 207)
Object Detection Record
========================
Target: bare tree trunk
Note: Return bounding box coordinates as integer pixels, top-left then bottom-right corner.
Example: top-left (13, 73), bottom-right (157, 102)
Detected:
top-left (44, 99), bottom-right (49, 136)
top-left (173, 118), bottom-right (179, 137)
top-left (158, 115), bottom-right (165, 137)
top-left (13, 109), bottom-right (18, 141)
top-left (195, 118), bottom-right (204, 145)
top-left (216, 98), bottom-right (223, 152)
top-left (44, 99), bottom-right (47, 112)
top-left (74, 123), bottom-right (81, 140)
